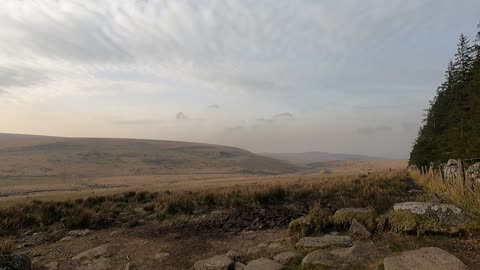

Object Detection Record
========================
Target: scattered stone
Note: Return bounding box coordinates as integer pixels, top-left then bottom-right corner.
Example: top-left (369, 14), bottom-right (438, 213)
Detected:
top-left (301, 250), bottom-right (342, 267)
top-left (273, 251), bottom-right (300, 265)
top-left (193, 255), bottom-right (234, 270)
top-left (59, 236), bottom-right (73, 242)
top-left (383, 247), bottom-right (467, 270)
top-left (349, 219), bottom-right (371, 239)
top-left (234, 262), bottom-right (246, 270)
top-left (296, 235), bottom-right (352, 249)
top-left (0, 255), bottom-right (31, 270)
top-left (109, 230), bottom-right (123, 236)
top-left (225, 250), bottom-right (241, 261)
top-left (244, 258), bottom-right (282, 270)
top-left (330, 243), bottom-right (376, 261)
top-left (154, 252), bottom-right (170, 262)
top-left (72, 244), bottom-right (109, 260)
top-left (393, 202), bottom-right (469, 225)
top-left (268, 243), bottom-right (282, 249)
top-left (44, 262), bottom-right (58, 270)
top-left (67, 229), bottom-right (91, 237)
top-left (77, 258), bottom-right (112, 270)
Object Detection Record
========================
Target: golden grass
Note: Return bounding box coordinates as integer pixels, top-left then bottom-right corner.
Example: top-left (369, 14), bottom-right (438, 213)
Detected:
top-left (409, 169), bottom-right (480, 216)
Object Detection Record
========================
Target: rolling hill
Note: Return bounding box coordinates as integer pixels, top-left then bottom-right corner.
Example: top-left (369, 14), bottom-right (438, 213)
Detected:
top-left (0, 133), bottom-right (298, 179)
top-left (260, 151), bottom-right (381, 165)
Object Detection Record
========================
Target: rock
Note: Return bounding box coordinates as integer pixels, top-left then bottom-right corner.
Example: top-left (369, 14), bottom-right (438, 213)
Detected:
top-left (154, 252), bottom-right (169, 261)
top-left (0, 255), bottom-right (31, 270)
top-left (349, 219), bottom-right (371, 239)
top-left (330, 243), bottom-right (376, 261)
top-left (246, 242), bottom-right (284, 259)
top-left (301, 250), bottom-right (342, 267)
top-left (443, 159), bottom-right (459, 183)
top-left (244, 258), bottom-right (282, 270)
top-left (273, 251), bottom-right (300, 265)
top-left (383, 247), bottom-right (467, 270)
top-left (76, 258), bottom-right (112, 270)
top-left (225, 250), bottom-right (242, 261)
top-left (234, 262), bottom-right (246, 270)
top-left (124, 262), bottom-right (132, 270)
top-left (193, 255), bottom-right (234, 270)
top-left (72, 244), bottom-right (109, 260)
top-left (466, 162), bottom-right (480, 184)
top-left (67, 229), bottom-right (91, 237)
top-left (59, 236), bottom-right (73, 242)
top-left (296, 235), bottom-right (352, 249)
top-left (393, 202), bottom-right (469, 225)
top-left (44, 262), bottom-right (58, 270)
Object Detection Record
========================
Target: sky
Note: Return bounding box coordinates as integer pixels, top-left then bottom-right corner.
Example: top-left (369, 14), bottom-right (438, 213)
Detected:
top-left (1, 0), bottom-right (480, 159)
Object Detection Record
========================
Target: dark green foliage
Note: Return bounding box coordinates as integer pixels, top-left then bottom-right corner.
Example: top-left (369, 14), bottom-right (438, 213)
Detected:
top-left (410, 27), bottom-right (480, 166)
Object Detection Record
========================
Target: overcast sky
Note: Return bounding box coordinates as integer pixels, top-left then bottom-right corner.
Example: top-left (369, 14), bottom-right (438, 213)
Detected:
top-left (1, 0), bottom-right (479, 158)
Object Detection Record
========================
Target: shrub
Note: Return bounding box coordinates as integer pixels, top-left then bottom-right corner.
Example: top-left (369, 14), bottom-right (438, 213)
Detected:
top-left (62, 208), bottom-right (93, 229)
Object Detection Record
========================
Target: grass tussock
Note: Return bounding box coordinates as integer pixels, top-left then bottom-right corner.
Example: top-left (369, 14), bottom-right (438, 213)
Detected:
top-left (0, 172), bottom-right (414, 236)
top-left (409, 169), bottom-right (480, 216)
top-left (0, 238), bottom-right (14, 255)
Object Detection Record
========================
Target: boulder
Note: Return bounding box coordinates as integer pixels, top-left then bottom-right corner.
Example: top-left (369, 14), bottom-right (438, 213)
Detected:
top-left (393, 202), bottom-right (469, 225)
top-left (272, 251), bottom-right (300, 265)
top-left (193, 255), bottom-right (234, 270)
top-left (301, 251), bottom-right (342, 267)
top-left (330, 243), bottom-right (376, 261)
top-left (443, 159), bottom-right (459, 183)
top-left (466, 162), bottom-right (480, 184)
top-left (72, 245), bottom-right (109, 260)
top-left (383, 247), bottom-right (467, 270)
top-left (234, 262), bottom-right (246, 270)
top-left (244, 258), bottom-right (282, 270)
top-left (0, 255), bottom-right (31, 270)
top-left (247, 243), bottom-right (285, 259)
top-left (348, 219), bottom-right (371, 239)
top-left (296, 235), bottom-right (352, 249)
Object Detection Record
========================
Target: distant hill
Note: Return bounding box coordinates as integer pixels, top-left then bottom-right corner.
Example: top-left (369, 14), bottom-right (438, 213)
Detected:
top-left (0, 133), bottom-right (298, 179)
top-left (260, 151), bottom-right (381, 165)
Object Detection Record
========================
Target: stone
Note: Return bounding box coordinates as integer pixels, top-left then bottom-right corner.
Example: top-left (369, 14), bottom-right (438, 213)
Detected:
top-left (193, 255), bottom-right (234, 270)
top-left (225, 250), bottom-right (242, 261)
top-left (72, 245), bottom-right (109, 260)
top-left (234, 262), bottom-right (246, 270)
top-left (244, 258), bottom-right (282, 270)
top-left (349, 219), bottom-right (371, 239)
top-left (154, 252), bottom-right (169, 261)
top-left (273, 251), bottom-right (300, 265)
top-left (295, 235), bottom-right (352, 249)
top-left (246, 243), bottom-right (283, 258)
top-left (466, 162), bottom-right (480, 184)
top-left (330, 243), bottom-right (376, 261)
top-left (76, 258), bottom-right (112, 270)
top-left (383, 247), bottom-right (467, 270)
top-left (443, 159), bottom-right (459, 183)
top-left (67, 229), bottom-right (90, 237)
top-left (0, 255), bottom-right (31, 270)
top-left (301, 250), bottom-right (342, 267)
top-left (393, 202), bottom-right (469, 225)
top-left (44, 262), bottom-right (58, 270)
top-left (59, 236), bottom-right (73, 242)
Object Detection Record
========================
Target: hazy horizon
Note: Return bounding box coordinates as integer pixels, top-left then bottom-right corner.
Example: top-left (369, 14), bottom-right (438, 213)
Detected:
top-left (1, 1), bottom-right (480, 159)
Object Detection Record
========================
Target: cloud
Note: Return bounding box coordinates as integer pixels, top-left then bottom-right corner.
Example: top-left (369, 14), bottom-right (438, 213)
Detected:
top-left (0, 67), bottom-right (49, 87)
top-left (402, 122), bottom-right (419, 132)
top-left (110, 118), bottom-right (162, 126)
top-left (357, 125), bottom-right (393, 135)
top-left (208, 104), bottom-right (220, 109)
top-left (225, 126), bottom-right (244, 132)
top-left (176, 112), bottom-right (189, 121)
top-left (257, 112), bottom-right (295, 124)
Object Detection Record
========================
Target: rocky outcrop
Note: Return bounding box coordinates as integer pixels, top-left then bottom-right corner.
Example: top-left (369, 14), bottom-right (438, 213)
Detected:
top-left (383, 247), bottom-right (467, 270)
top-left (393, 202), bottom-right (469, 225)
top-left (193, 255), bottom-right (234, 270)
top-left (0, 255), bottom-right (31, 270)
top-left (244, 258), bottom-right (282, 270)
top-left (295, 235), bottom-right (352, 249)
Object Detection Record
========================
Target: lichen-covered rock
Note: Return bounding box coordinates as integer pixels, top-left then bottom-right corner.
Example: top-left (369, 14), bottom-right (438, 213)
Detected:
top-left (0, 255), bottom-right (31, 270)
top-left (443, 159), bottom-right (459, 183)
top-left (393, 202), bottom-right (469, 225)
top-left (301, 250), bottom-right (341, 267)
top-left (295, 235), bottom-right (352, 249)
top-left (194, 255), bottom-right (234, 270)
top-left (383, 247), bottom-right (467, 270)
top-left (244, 258), bottom-right (282, 270)
top-left (273, 251), bottom-right (301, 265)
top-left (466, 162), bottom-right (480, 184)
top-left (330, 243), bottom-right (376, 261)
top-left (348, 219), bottom-right (371, 239)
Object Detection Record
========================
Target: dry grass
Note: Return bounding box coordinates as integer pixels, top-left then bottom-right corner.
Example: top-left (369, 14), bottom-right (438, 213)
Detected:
top-left (0, 238), bottom-right (14, 255)
top-left (409, 169), bottom-right (480, 216)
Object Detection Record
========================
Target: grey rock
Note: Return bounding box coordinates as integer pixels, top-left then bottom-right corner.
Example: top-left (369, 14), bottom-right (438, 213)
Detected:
top-left (349, 219), bottom-right (371, 239)
top-left (301, 251), bottom-right (341, 267)
top-left (296, 235), bottom-right (352, 249)
top-left (466, 162), bottom-right (480, 184)
top-left (193, 255), bottom-right (234, 270)
top-left (273, 251), bottom-right (300, 265)
top-left (393, 202), bottom-right (469, 225)
top-left (383, 247), bottom-right (467, 270)
top-left (244, 258), bottom-right (282, 270)
top-left (444, 159), bottom-right (459, 183)
top-left (72, 245), bottom-right (109, 260)
top-left (225, 250), bottom-right (242, 261)
top-left (67, 229), bottom-right (90, 237)
top-left (234, 262), bottom-right (246, 270)
top-left (330, 243), bottom-right (376, 261)
top-left (247, 242), bottom-right (285, 259)
top-left (0, 255), bottom-right (31, 270)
